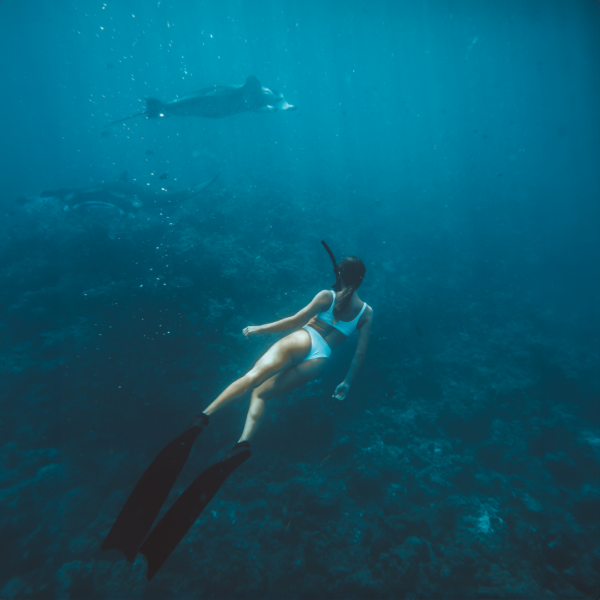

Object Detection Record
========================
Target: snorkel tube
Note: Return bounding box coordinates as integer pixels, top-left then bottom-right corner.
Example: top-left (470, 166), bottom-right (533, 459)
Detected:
top-left (321, 240), bottom-right (342, 292)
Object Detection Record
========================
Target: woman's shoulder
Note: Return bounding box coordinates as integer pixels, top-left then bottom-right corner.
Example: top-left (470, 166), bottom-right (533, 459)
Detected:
top-left (353, 293), bottom-right (372, 314)
top-left (316, 289), bottom-right (334, 301)
top-left (313, 289), bottom-right (334, 309)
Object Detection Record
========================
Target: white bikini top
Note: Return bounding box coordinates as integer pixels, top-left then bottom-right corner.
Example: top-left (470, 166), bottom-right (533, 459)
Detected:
top-left (316, 291), bottom-right (367, 336)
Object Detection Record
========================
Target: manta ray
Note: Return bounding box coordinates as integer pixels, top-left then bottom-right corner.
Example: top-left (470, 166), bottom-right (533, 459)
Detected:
top-left (37, 172), bottom-right (219, 239)
top-left (105, 75), bottom-right (295, 127)
top-left (41, 171), bottom-right (219, 212)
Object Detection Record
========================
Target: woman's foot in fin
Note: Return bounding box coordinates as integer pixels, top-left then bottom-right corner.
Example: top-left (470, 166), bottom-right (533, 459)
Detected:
top-left (187, 412), bottom-right (210, 431)
top-left (228, 440), bottom-right (250, 458)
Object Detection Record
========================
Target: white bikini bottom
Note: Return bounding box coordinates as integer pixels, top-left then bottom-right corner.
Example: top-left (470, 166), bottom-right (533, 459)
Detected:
top-left (300, 326), bottom-right (332, 362)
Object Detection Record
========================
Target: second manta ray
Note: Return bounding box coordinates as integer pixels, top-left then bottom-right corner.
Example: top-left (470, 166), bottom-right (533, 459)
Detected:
top-left (105, 75), bottom-right (296, 127)
top-left (101, 243), bottom-right (373, 581)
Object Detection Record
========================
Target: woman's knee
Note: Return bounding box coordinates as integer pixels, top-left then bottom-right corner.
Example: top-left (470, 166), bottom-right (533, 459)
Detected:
top-left (237, 368), bottom-right (262, 392)
top-left (245, 364), bottom-right (275, 390)
top-left (243, 369), bottom-right (260, 390)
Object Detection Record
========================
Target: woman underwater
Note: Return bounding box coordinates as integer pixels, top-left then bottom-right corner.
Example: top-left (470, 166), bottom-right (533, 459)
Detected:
top-left (102, 255), bottom-right (373, 580)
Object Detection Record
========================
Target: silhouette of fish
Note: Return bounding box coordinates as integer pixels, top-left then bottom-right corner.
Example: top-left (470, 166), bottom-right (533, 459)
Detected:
top-left (159, 173), bottom-right (169, 180)
top-left (145, 150), bottom-right (155, 155)
top-left (105, 76), bottom-right (296, 127)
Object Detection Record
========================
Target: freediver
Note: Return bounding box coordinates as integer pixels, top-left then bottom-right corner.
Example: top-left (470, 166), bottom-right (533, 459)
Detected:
top-left (101, 245), bottom-right (373, 580)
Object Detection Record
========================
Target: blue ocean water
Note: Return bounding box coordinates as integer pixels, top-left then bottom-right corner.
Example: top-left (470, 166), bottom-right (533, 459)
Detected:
top-left (1, 0), bottom-right (599, 598)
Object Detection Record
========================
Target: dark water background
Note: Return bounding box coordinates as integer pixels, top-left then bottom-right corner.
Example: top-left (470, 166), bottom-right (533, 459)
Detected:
top-left (1, 1), bottom-right (599, 598)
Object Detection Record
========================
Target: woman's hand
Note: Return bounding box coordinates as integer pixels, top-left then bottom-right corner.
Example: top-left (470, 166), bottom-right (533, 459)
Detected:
top-left (333, 381), bottom-right (350, 401)
top-left (243, 325), bottom-right (262, 338)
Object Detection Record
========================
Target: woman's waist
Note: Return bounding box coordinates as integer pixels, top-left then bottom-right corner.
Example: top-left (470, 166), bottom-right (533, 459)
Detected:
top-left (305, 318), bottom-right (346, 348)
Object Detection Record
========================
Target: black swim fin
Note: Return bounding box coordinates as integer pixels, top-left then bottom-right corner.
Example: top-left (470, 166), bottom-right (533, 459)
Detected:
top-left (139, 441), bottom-right (251, 581)
top-left (101, 413), bottom-right (209, 562)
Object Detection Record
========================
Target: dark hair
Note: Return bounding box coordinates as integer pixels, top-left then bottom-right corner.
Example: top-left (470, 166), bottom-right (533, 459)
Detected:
top-left (333, 256), bottom-right (366, 320)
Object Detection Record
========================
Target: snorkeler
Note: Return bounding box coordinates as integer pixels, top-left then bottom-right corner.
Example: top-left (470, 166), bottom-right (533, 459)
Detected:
top-left (101, 245), bottom-right (373, 580)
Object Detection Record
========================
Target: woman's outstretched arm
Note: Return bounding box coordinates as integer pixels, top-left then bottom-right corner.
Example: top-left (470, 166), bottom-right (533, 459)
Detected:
top-left (244, 290), bottom-right (332, 337)
top-left (333, 307), bottom-right (373, 400)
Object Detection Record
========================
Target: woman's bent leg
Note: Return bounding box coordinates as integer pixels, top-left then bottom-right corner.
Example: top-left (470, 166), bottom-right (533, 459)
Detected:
top-left (238, 358), bottom-right (327, 442)
top-left (238, 395), bottom-right (266, 442)
top-left (203, 330), bottom-right (311, 417)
